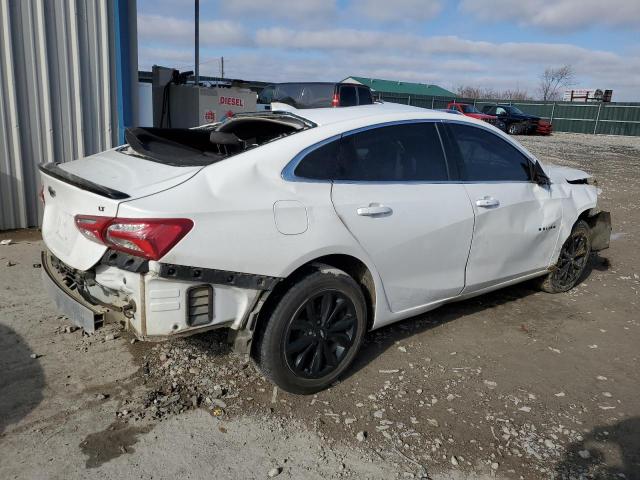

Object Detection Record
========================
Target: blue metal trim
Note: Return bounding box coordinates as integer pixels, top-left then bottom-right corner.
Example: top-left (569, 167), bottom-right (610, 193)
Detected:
top-left (114, 0), bottom-right (133, 145)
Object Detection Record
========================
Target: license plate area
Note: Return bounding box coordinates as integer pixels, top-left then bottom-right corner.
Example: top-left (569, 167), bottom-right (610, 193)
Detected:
top-left (42, 252), bottom-right (105, 333)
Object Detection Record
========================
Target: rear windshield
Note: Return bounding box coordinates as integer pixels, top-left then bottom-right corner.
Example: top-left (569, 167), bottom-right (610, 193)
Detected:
top-left (273, 83), bottom-right (335, 108)
top-left (123, 113), bottom-right (312, 166)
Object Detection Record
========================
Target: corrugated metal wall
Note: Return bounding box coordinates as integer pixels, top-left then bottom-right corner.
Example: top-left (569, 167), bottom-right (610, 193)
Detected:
top-left (379, 92), bottom-right (640, 137)
top-left (0, 0), bottom-right (137, 231)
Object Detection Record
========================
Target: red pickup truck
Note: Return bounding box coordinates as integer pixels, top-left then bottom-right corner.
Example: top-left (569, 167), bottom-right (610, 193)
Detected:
top-left (447, 102), bottom-right (505, 131)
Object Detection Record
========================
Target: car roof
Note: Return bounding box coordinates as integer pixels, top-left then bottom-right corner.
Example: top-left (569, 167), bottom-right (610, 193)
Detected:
top-left (273, 103), bottom-right (467, 127)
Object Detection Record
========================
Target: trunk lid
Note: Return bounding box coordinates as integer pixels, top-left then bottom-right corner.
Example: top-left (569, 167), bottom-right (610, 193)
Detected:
top-left (40, 148), bottom-right (201, 271)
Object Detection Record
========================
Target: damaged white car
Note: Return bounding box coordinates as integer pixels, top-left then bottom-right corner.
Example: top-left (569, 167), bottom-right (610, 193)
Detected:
top-left (40, 104), bottom-right (611, 393)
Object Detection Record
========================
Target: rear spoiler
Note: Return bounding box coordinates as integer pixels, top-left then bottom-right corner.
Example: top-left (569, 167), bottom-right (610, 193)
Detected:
top-left (39, 163), bottom-right (130, 200)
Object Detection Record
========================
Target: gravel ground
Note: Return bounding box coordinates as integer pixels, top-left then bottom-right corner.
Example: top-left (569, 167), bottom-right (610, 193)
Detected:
top-left (1, 132), bottom-right (639, 480)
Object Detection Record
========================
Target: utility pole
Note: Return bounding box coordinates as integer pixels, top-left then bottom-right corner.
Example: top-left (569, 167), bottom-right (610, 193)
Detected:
top-left (194, 0), bottom-right (199, 85)
top-left (221, 56), bottom-right (224, 79)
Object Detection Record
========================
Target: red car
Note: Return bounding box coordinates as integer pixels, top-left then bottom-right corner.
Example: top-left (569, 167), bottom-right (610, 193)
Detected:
top-left (447, 102), bottom-right (506, 131)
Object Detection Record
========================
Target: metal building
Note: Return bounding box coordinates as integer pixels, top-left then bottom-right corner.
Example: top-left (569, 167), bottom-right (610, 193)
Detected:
top-left (0, 0), bottom-right (138, 230)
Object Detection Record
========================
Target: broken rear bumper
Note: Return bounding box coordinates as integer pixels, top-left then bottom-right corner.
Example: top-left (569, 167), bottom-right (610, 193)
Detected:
top-left (587, 210), bottom-right (612, 251)
top-left (41, 249), bottom-right (272, 340)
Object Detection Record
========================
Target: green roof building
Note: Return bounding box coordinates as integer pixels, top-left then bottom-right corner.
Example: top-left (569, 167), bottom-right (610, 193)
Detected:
top-left (342, 76), bottom-right (455, 97)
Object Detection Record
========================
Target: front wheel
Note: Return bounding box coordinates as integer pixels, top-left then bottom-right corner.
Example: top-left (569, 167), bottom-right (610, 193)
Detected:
top-left (507, 123), bottom-right (520, 135)
top-left (537, 220), bottom-right (592, 293)
top-left (256, 267), bottom-right (367, 394)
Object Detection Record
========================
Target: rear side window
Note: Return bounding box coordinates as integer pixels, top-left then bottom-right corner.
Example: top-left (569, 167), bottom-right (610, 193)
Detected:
top-left (294, 140), bottom-right (340, 179)
top-left (339, 86), bottom-right (357, 107)
top-left (337, 123), bottom-right (448, 181)
top-left (357, 87), bottom-right (373, 105)
top-left (447, 124), bottom-right (531, 181)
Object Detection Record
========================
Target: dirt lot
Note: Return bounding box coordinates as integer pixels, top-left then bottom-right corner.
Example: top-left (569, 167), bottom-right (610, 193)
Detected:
top-left (1, 132), bottom-right (639, 480)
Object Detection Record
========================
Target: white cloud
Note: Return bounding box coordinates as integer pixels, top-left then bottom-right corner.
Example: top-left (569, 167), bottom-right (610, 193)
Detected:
top-left (136, 14), bottom-right (640, 100)
top-left (137, 14), bottom-right (251, 47)
top-left (459, 0), bottom-right (640, 30)
top-left (350, 0), bottom-right (442, 22)
top-left (219, 0), bottom-right (337, 22)
top-left (255, 27), bottom-right (623, 67)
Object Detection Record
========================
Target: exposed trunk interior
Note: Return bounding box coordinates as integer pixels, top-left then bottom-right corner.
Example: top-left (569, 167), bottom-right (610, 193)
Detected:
top-left (123, 112), bottom-right (313, 166)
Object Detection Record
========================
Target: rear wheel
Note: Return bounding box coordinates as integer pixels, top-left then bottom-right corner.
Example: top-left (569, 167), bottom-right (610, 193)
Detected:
top-left (256, 267), bottom-right (367, 394)
top-left (538, 220), bottom-right (591, 293)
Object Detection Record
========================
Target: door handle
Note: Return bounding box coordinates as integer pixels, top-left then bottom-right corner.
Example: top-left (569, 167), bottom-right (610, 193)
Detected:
top-left (357, 204), bottom-right (393, 217)
top-left (475, 196), bottom-right (500, 208)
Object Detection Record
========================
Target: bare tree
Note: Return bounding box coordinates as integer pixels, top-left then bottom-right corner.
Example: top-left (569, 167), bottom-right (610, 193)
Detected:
top-left (455, 85), bottom-right (483, 99)
top-left (455, 85), bottom-right (531, 101)
top-left (501, 89), bottom-right (531, 101)
top-left (538, 65), bottom-right (576, 101)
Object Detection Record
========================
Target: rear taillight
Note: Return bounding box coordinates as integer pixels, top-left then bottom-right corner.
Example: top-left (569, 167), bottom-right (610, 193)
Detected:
top-left (75, 215), bottom-right (193, 261)
top-left (331, 93), bottom-right (340, 107)
top-left (75, 215), bottom-right (113, 244)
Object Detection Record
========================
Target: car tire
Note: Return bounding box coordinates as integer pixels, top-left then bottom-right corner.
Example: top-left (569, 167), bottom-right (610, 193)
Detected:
top-left (537, 220), bottom-right (591, 293)
top-left (507, 123), bottom-right (519, 135)
top-left (256, 266), bottom-right (367, 394)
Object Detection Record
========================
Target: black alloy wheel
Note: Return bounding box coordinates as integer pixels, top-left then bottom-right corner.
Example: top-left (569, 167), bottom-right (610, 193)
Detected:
top-left (255, 267), bottom-right (367, 394)
top-left (284, 290), bottom-right (357, 379)
top-left (538, 220), bottom-right (592, 293)
top-left (551, 230), bottom-right (590, 290)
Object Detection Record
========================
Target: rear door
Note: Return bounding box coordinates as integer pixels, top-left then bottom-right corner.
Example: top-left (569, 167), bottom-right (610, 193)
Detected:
top-left (329, 122), bottom-right (475, 312)
top-left (442, 122), bottom-right (562, 292)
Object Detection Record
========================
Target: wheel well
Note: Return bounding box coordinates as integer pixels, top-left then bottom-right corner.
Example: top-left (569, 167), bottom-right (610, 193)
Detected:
top-left (250, 254), bottom-right (376, 359)
top-left (577, 209), bottom-right (590, 222)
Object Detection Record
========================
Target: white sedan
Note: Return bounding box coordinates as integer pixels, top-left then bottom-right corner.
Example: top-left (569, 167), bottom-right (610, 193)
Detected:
top-left (39, 103), bottom-right (611, 393)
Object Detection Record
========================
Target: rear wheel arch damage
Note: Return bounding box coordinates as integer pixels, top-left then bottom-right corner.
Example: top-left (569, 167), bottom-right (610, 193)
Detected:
top-left (248, 254), bottom-right (376, 363)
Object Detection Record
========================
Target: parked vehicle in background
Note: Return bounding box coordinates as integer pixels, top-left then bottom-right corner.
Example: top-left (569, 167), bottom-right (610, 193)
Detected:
top-left (39, 103), bottom-right (610, 394)
top-left (482, 104), bottom-right (553, 135)
top-left (447, 102), bottom-right (506, 131)
top-left (436, 108), bottom-right (464, 115)
top-left (257, 82), bottom-right (374, 110)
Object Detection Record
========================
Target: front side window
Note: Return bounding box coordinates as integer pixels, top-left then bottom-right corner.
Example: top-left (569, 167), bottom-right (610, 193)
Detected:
top-left (447, 124), bottom-right (532, 182)
top-left (335, 123), bottom-right (449, 181)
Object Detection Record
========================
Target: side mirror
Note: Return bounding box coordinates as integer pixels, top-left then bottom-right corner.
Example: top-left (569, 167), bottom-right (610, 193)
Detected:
top-left (532, 162), bottom-right (550, 185)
